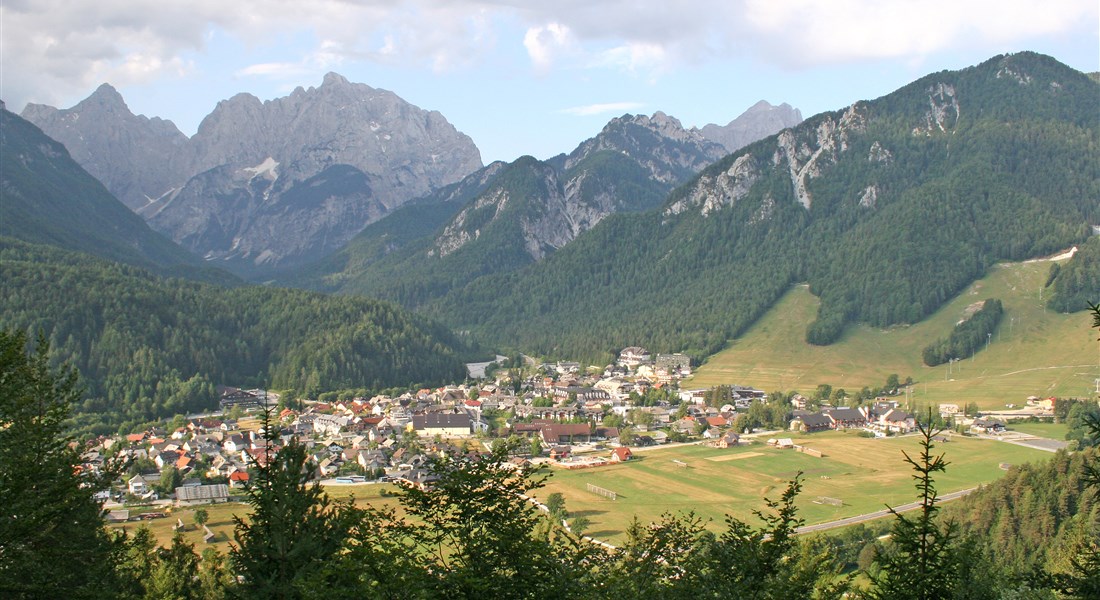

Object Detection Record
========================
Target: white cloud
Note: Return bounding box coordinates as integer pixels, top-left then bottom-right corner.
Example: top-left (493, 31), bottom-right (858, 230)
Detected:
top-left (558, 101), bottom-right (645, 117)
top-left (742, 0), bottom-right (1098, 65)
top-left (523, 23), bottom-right (575, 71)
top-left (2, 0), bottom-right (1095, 111)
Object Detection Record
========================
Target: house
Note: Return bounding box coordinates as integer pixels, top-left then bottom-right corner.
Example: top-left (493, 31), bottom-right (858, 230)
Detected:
top-left (539, 423), bottom-right (592, 445)
top-left (618, 347), bottom-right (651, 368)
top-left (791, 412), bottom-right (832, 433)
top-left (939, 403), bottom-right (961, 418)
top-left (217, 386), bottom-right (264, 411)
top-left (128, 474), bottom-right (149, 495)
top-left (228, 471), bottom-right (250, 488)
top-left (548, 445), bottom-right (572, 460)
top-left (223, 433), bottom-right (247, 454)
top-left (654, 353), bottom-right (691, 374)
top-left (411, 413), bottom-right (472, 437)
top-left (879, 409), bottom-right (916, 433)
top-left (971, 417), bottom-right (1007, 434)
top-left (175, 484), bottom-right (230, 506)
top-left (717, 432), bottom-right (740, 448)
top-left (610, 447), bottom-right (634, 462)
top-left (823, 407), bottom-right (867, 430)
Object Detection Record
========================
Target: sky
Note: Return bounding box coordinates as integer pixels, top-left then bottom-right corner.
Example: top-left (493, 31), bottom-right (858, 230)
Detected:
top-left (3, 0), bottom-right (1098, 164)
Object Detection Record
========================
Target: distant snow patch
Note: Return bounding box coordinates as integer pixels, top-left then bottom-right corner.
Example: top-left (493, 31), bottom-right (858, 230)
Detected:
top-left (242, 157), bottom-right (279, 181)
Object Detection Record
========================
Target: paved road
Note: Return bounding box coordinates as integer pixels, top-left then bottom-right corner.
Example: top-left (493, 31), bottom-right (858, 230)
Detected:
top-left (795, 487), bottom-right (977, 535)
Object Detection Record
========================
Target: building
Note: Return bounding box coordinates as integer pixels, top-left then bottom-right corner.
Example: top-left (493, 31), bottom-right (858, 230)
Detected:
top-left (217, 386), bottom-right (265, 411)
top-left (618, 347), bottom-right (651, 368)
top-left (175, 484), bottom-right (230, 506)
top-left (411, 413), bottom-right (472, 437)
top-left (128, 474), bottom-right (149, 495)
top-left (610, 447), bottom-right (634, 462)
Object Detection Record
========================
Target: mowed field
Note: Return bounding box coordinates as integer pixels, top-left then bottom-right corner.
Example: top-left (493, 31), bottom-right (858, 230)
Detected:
top-left (108, 483), bottom-right (403, 552)
top-left (535, 432), bottom-right (1053, 545)
top-left (687, 257), bottom-right (1100, 411)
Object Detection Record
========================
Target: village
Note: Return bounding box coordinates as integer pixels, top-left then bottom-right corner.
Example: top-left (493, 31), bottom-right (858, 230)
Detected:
top-left (78, 346), bottom-right (1060, 527)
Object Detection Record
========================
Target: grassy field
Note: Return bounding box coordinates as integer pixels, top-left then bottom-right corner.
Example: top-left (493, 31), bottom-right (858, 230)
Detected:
top-left (109, 483), bottom-right (403, 552)
top-left (1005, 421), bottom-right (1070, 439)
top-left (687, 258), bottom-right (1100, 411)
top-left (535, 432), bottom-right (1053, 545)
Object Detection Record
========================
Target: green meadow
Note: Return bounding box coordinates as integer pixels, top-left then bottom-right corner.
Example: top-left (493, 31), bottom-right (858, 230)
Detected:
top-left (687, 258), bottom-right (1100, 411)
top-left (110, 483), bottom-right (402, 552)
top-left (535, 432), bottom-right (1053, 544)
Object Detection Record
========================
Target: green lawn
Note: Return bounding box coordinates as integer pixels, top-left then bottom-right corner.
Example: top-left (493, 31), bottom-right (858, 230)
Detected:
top-left (687, 259), bottom-right (1100, 411)
top-left (1006, 421), bottom-right (1070, 440)
top-left (536, 432), bottom-right (1053, 544)
top-left (110, 483), bottom-right (403, 552)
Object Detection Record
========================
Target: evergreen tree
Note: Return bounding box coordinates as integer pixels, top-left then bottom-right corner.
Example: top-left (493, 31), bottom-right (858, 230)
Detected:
top-left (0, 329), bottom-right (122, 598)
top-left (230, 408), bottom-right (352, 599)
top-left (865, 414), bottom-right (961, 600)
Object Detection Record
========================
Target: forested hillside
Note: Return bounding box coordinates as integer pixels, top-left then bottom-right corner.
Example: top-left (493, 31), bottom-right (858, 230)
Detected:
top-left (289, 112), bottom-right (730, 305)
top-left (417, 52), bottom-right (1098, 362)
top-left (945, 446), bottom-right (1100, 584)
top-left (0, 238), bottom-right (472, 434)
top-left (1047, 236), bottom-right (1100, 314)
top-left (0, 108), bottom-right (233, 284)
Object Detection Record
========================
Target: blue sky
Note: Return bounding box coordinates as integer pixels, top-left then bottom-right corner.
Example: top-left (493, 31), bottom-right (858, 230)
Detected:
top-left (3, 0), bottom-right (1097, 164)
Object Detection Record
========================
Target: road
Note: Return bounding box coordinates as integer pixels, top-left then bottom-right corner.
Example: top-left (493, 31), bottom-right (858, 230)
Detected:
top-left (795, 487), bottom-right (977, 535)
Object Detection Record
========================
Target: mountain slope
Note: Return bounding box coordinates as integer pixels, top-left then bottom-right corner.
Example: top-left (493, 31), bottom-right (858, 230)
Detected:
top-left (685, 257), bottom-right (1097, 410)
top-left (21, 84), bottom-right (188, 211)
top-left (295, 111), bottom-right (737, 303)
top-left (0, 237), bottom-right (472, 433)
top-left (22, 74), bottom-right (483, 276)
top-left (420, 52), bottom-right (1098, 362)
top-left (0, 107), bottom-right (228, 281)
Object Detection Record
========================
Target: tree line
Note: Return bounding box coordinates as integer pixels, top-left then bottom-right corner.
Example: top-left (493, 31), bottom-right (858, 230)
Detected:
top-left (922, 298), bottom-right (1004, 366)
top-left (0, 239), bottom-right (473, 434)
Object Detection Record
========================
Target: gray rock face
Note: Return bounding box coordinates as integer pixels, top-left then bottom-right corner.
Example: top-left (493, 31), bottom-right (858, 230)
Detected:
top-left (143, 160), bottom-right (388, 269)
top-left (183, 73), bottom-right (480, 211)
top-left (697, 100), bottom-right (803, 154)
top-left (566, 111), bottom-right (728, 184)
top-left (22, 84), bottom-right (189, 210)
top-left (436, 111), bottom-right (730, 262)
top-left (23, 74), bottom-right (483, 274)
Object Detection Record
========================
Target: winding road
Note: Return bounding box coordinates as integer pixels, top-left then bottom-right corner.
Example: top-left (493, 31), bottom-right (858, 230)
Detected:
top-left (795, 487), bottom-right (977, 535)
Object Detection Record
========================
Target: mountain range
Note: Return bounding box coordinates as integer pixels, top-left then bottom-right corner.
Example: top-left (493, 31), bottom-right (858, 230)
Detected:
top-left (398, 52), bottom-right (1097, 361)
top-left (2, 51), bottom-right (1097, 426)
top-left (23, 79), bottom-right (800, 277)
top-left (23, 74), bottom-right (484, 275)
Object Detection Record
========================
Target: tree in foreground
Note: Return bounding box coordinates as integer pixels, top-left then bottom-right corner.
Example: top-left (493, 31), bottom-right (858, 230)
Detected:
top-left (398, 441), bottom-right (600, 598)
top-left (0, 330), bottom-right (121, 598)
top-left (864, 415), bottom-right (961, 600)
top-left (230, 408), bottom-right (352, 599)
top-left (1043, 302), bottom-right (1100, 598)
top-left (602, 473), bottom-right (846, 599)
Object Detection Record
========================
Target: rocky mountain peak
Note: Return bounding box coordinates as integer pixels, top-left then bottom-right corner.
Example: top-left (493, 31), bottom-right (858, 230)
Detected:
top-left (321, 71), bottom-right (352, 87)
top-left (697, 101), bottom-right (803, 154)
top-left (83, 83), bottom-right (127, 110)
top-left (21, 85), bottom-right (189, 211)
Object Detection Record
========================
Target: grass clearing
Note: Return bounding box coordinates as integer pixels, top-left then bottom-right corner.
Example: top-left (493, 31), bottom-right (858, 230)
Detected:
top-left (109, 483), bottom-right (405, 552)
top-left (536, 432), bottom-right (1053, 545)
top-left (1006, 421), bottom-right (1070, 439)
top-left (687, 259), bottom-right (1100, 411)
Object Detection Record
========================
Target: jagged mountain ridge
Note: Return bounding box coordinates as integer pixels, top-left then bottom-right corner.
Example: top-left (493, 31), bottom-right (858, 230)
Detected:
top-left (417, 52), bottom-right (1099, 362)
top-left (293, 107), bottom-right (791, 302)
top-left (697, 100), bottom-right (803, 153)
top-left (0, 106), bottom-right (232, 282)
top-left (21, 84), bottom-right (188, 211)
top-left (23, 74), bottom-right (483, 275)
